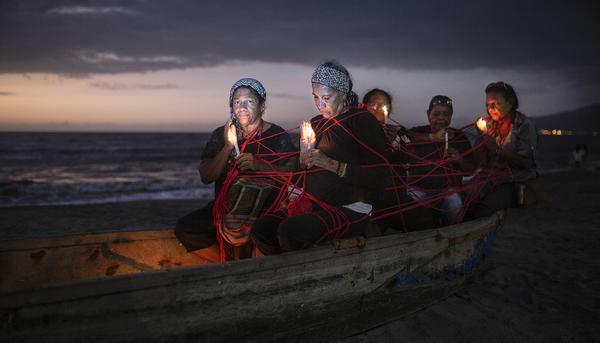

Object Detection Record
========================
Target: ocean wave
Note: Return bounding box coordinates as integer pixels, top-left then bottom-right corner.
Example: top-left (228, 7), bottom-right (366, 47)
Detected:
top-left (0, 174), bottom-right (215, 207)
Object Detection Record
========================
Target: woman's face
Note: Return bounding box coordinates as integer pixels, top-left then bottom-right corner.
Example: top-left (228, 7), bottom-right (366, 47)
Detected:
top-left (427, 105), bottom-right (452, 131)
top-left (312, 83), bottom-right (346, 119)
top-left (232, 87), bottom-right (263, 127)
top-left (366, 93), bottom-right (391, 123)
top-left (486, 91), bottom-right (512, 122)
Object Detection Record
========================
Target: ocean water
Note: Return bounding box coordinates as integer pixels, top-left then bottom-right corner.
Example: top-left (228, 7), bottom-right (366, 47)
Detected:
top-left (0, 132), bottom-right (213, 207)
top-left (0, 132), bottom-right (598, 207)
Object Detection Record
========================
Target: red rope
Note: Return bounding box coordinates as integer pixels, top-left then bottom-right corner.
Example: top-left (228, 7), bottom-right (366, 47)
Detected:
top-left (212, 116), bottom-right (514, 261)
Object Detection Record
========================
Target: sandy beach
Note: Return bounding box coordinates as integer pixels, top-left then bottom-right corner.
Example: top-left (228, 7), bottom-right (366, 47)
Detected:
top-left (0, 199), bottom-right (205, 240)
top-left (1, 170), bottom-right (599, 342)
top-left (343, 170), bottom-right (600, 342)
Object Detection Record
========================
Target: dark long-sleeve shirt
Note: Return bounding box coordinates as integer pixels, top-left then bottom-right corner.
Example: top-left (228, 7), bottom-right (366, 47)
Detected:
top-left (407, 125), bottom-right (474, 190)
top-left (201, 123), bottom-right (295, 195)
top-left (306, 108), bottom-right (388, 206)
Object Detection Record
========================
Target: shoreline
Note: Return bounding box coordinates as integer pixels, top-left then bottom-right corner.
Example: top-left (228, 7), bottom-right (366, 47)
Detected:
top-left (0, 199), bottom-right (206, 240)
top-left (1, 169), bottom-right (597, 240)
top-left (1, 170), bottom-right (599, 341)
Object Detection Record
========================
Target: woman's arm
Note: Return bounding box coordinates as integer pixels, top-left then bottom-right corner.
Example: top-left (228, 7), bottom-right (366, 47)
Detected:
top-left (237, 126), bottom-right (300, 173)
top-left (481, 135), bottom-right (533, 170)
top-left (447, 147), bottom-right (476, 172)
top-left (497, 147), bottom-right (533, 170)
top-left (339, 114), bottom-right (388, 189)
top-left (407, 129), bottom-right (446, 142)
top-left (199, 147), bottom-right (233, 184)
top-left (304, 114), bottom-right (387, 188)
top-left (198, 124), bottom-right (235, 184)
top-left (485, 117), bottom-right (536, 170)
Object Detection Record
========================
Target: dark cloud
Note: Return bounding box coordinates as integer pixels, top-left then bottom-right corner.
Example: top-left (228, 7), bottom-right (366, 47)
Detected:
top-left (1, 0), bottom-right (599, 78)
top-left (270, 92), bottom-right (308, 101)
top-left (47, 6), bottom-right (138, 16)
top-left (89, 81), bottom-right (179, 90)
top-left (0, 91), bottom-right (17, 96)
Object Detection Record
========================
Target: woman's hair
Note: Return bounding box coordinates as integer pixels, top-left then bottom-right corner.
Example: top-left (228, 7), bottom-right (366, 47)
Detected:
top-left (347, 91), bottom-right (359, 107)
top-left (362, 88), bottom-right (392, 106)
top-left (485, 81), bottom-right (519, 112)
top-left (228, 78), bottom-right (267, 108)
top-left (427, 95), bottom-right (453, 114)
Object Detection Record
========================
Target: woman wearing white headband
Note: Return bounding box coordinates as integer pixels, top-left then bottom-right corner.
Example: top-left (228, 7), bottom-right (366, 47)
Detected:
top-left (174, 78), bottom-right (295, 257)
top-left (251, 61), bottom-right (388, 255)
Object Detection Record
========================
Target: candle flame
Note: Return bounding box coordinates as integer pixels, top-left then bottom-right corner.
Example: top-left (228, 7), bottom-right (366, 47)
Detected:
top-left (227, 124), bottom-right (237, 144)
top-left (227, 124), bottom-right (240, 155)
top-left (476, 117), bottom-right (488, 132)
top-left (300, 121), bottom-right (316, 151)
top-left (382, 105), bottom-right (389, 118)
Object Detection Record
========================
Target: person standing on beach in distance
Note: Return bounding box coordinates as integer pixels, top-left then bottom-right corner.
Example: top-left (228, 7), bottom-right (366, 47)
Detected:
top-left (406, 95), bottom-right (475, 226)
top-left (573, 144), bottom-right (583, 168)
top-left (250, 61), bottom-right (388, 254)
top-left (467, 81), bottom-right (538, 217)
top-left (174, 78), bottom-right (295, 258)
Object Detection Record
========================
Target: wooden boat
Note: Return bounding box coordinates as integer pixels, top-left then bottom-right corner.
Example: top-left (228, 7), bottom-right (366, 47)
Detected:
top-left (0, 211), bottom-right (505, 342)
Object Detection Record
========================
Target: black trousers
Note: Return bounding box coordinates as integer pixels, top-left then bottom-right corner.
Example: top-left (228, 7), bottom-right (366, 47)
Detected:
top-left (174, 201), bottom-right (216, 252)
top-left (373, 204), bottom-right (439, 232)
top-left (371, 189), bottom-right (440, 232)
top-left (465, 182), bottom-right (516, 220)
top-left (250, 207), bottom-right (370, 255)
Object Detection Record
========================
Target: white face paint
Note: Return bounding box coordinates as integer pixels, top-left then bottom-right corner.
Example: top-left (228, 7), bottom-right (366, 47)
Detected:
top-left (311, 83), bottom-right (346, 119)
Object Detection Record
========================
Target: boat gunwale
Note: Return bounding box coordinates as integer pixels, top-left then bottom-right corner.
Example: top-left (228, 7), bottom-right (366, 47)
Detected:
top-left (0, 211), bottom-right (504, 308)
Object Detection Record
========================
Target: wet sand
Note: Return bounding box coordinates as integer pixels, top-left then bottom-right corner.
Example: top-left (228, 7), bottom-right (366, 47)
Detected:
top-left (343, 170), bottom-right (600, 342)
top-left (1, 171), bottom-right (599, 342)
top-left (0, 199), bottom-right (205, 240)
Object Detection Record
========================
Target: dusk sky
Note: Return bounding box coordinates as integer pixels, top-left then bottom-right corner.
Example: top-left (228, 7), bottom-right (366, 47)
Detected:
top-left (1, 0), bottom-right (598, 132)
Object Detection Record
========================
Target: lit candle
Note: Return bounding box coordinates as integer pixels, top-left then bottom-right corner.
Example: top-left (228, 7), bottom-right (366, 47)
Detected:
top-left (444, 130), bottom-right (449, 151)
top-left (227, 124), bottom-right (240, 156)
top-left (300, 120), bottom-right (316, 152)
top-left (382, 105), bottom-right (389, 122)
top-left (476, 117), bottom-right (488, 133)
top-left (300, 121), bottom-right (316, 166)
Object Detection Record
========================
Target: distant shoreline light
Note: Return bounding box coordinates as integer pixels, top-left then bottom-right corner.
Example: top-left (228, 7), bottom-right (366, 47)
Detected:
top-left (538, 129), bottom-right (599, 137)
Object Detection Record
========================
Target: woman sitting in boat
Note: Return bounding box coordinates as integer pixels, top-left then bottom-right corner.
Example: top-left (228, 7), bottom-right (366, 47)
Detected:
top-left (363, 88), bottom-right (449, 146)
top-left (363, 88), bottom-right (406, 145)
top-left (174, 78), bottom-right (295, 257)
top-left (250, 61), bottom-right (388, 254)
top-left (405, 95), bottom-right (475, 226)
top-left (467, 81), bottom-right (538, 218)
top-left (361, 88), bottom-right (436, 232)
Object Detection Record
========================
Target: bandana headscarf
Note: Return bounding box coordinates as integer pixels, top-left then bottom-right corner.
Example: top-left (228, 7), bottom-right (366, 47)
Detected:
top-left (311, 64), bottom-right (351, 94)
top-left (229, 78), bottom-right (266, 107)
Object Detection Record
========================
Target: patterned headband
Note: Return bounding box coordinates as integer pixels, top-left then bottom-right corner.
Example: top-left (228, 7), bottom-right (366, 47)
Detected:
top-left (229, 78), bottom-right (266, 106)
top-left (311, 65), bottom-right (350, 94)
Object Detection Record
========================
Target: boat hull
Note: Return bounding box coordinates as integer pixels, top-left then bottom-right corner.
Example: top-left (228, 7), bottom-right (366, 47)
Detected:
top-left (0, 211), bottom-right (504, 342)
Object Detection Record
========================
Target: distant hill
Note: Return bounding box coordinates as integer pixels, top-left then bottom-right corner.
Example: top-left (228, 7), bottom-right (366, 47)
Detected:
top-left (532, 103), bottom-right (600, 131)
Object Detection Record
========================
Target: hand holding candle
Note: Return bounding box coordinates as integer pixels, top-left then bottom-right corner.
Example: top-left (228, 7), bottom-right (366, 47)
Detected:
top-left (476, 117), bottom-right (489, 134)
top-left (227, 123), bottom-right (240, 156)
top-left (444, 130), bottom-right (449, 151)
top-left (382, 105), bottom-right (389, 122)
top-left (300, 121), bottom-right (316, 165)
